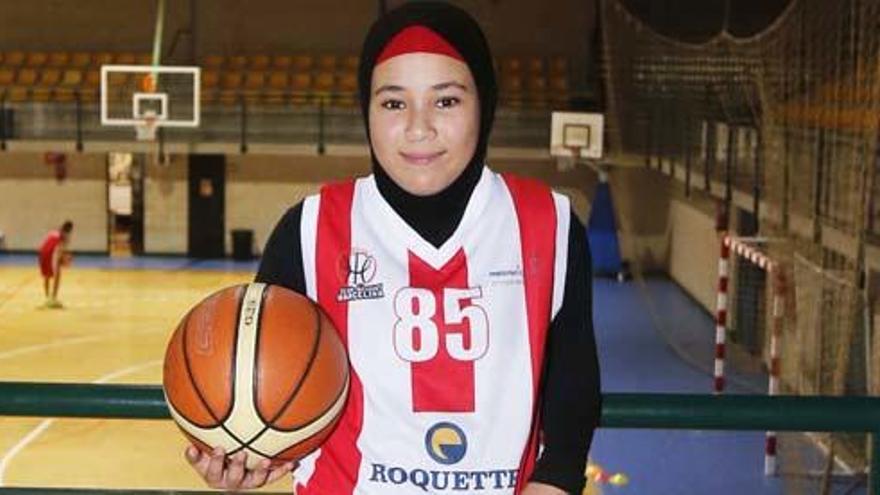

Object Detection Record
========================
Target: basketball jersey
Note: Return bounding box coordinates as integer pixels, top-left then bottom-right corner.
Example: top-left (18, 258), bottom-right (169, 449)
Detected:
top-left (295, 168), bottom-right (570, 495)
top-left (39, 230), bottom-right (62, 259)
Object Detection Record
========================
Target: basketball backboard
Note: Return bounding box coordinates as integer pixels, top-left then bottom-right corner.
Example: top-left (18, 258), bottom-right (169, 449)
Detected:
top-left (100, 65), bottom-right (200, 139)
top-left (550, 112), bottom-right (604, 160)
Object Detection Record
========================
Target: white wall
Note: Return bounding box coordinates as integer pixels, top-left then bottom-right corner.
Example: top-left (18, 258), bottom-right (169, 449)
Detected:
top-left (667, 197), bottom-right (721, 312)
top-left (144, 154), bottom-right (187, 254)
top-left (0, 152), bottom-right (107, 252)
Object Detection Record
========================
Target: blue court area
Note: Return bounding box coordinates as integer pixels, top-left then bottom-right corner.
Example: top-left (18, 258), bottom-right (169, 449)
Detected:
top-left (592, 277), bottom-right (866, 495)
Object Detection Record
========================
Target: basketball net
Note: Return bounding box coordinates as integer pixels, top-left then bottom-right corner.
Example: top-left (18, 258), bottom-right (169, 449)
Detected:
top-left (135, 110), bottom-right (159, 141)
top-left (135, 74), bottom-right (158, 142)
top-left (557, 145), bottom-right (582, 171)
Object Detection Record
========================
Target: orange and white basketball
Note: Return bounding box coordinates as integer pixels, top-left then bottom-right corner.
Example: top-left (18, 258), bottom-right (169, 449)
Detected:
top-left (162, 283), bottom-right (349, 468)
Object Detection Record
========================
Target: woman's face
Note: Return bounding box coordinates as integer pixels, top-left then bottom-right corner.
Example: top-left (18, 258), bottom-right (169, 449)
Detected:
top-left (369, 52), bottom-right (480, 196)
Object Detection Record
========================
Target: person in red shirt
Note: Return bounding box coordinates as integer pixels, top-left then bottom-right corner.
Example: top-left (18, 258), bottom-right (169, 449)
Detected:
top-left (38, 220), bottom-right (73, 308)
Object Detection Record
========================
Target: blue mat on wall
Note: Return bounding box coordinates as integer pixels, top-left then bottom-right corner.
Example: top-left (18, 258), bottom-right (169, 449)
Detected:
top-left (587, 179), bottom-right (623, 277)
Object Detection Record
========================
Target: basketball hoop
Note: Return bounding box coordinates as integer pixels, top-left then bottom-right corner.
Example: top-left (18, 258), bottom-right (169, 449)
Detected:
top-left (557, 145), bottom-right (582, 171)
top-left (135, 110), bottom-right (159, 141)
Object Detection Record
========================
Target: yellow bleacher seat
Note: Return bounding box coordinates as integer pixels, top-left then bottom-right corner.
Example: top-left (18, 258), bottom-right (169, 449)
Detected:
top-left (317, 55), bottom-right (337, 72)
top-left (219, 71), bottom-right (244, 105)
top-left (228, 55), bottom-right (247, 70)
top-left (290, 72), bottom-right (312, 105)
top-left (84, 70), bottom-right (101, 88)
top-left (243, 71), bottom-right (265, 103)
top-left (70, 52), bottom-right (91, 68)
top-left (549, 75), bottom-right (568, 92)
top-left (115, 53), bottom-right (136, 65)
top-left (221, 71), bottom-right (243, 89)
top-left (8, 86), bottom-right (29, 102)
top-left (251, 55), bottom-right (270, 70)
top-left (48, 52), bottom-right (70, 67)
top-left (33, 68), bottom-right (60, 99)
top-left (200, 70), bottom-right (220, 104)
top-left (291, 73), bottom-right (312, 91)
top-left (526, 57), bottom-right (544, 75)
top-left (501, 57), bottom-right (522, 76)
top-left (39, 69), bottom-right (61, 86)
top-left (335, 71), bottom-right (358, 107)
top-left (313, 71), bottom-right (335, 105)
top-left (272, 55), bottom-right (292, 70)
top-left (500, 74), bottom-right (524, 108)
top-left (54, 70), bottom-right (83, 102)
top-left (25, 52), bottom-right (48, 67)
top-left (0, 68), bottom-right (15, 86)
top-left (203, 55), bottom-right (225, 69)
top-left (341, 55), bottom-right (359, 72)
top-left (3, 51), bottom-right (25, 67)
top-left (314, 72), bottom-right (335, 92)
top-left (500, 75), bottom-right (523, 93)
top-left (201, 70), bottom-right (220, 89)
top-left (244, 71), bottom-right (266, 90)
top-left (526, 74), bottom-right (547, 93)
top-left (336, 72), bottom-right (357, 92)
top-left (549, 56), bottom-right (568, 76)
top-left (94, 52), bottom-right (115, 67)
top-left (17, 68), bottom-right (38, 85)
top-left (79, 87), bottom-right (99, 103)
top-left (292, 55), bottom-right (314, 72)
top-left (263, 71), bottom-right (289, 104)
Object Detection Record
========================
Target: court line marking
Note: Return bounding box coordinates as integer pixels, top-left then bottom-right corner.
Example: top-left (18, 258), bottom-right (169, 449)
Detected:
top-left (0, 275), bottom-right (38, 311)
top-left (0, 329), bottom-right (160, 362)
top-left (0, 360), bottom-right (162, 485)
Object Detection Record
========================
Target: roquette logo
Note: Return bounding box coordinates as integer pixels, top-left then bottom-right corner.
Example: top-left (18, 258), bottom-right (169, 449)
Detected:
top-left (424, 422), bottom-right (468, 465)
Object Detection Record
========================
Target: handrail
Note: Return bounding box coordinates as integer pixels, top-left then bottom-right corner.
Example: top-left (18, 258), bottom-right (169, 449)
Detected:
top-left (0, 382), bottom-right (876, 493)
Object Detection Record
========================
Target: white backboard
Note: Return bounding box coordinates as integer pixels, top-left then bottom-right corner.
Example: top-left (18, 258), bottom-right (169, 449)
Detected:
top-left (100, 65), bottom-right (200, 128)
top-left (550, 112), bottom-right (604, 159)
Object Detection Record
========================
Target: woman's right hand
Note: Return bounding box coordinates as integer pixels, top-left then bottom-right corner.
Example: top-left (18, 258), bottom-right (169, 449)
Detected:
top-left (185, 445), bottom-right (296, 490)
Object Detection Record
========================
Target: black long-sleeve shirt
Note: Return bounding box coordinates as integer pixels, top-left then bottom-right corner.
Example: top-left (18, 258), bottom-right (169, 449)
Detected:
top-left (255, 201), bottom-right (600, 494)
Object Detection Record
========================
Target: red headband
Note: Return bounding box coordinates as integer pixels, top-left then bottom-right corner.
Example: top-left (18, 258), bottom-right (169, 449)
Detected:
top-left (376, 25), bottom-right (465, 65)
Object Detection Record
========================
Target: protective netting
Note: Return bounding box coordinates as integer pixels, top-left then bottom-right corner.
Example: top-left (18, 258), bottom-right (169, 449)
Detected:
top-left (601, 0), bottom-right (878, 490)
top-left (601, 0), bottom-right (879, 237)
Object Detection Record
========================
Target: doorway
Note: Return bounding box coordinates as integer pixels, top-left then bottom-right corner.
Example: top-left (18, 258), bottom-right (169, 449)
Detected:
top-left (188, 154), bottom-right (225, 258)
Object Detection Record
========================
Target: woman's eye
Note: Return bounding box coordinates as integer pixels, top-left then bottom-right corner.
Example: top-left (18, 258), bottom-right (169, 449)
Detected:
top-left (436, 97), bottom-right (460, 108)
top-left (381, 100), bottom-right (405, 110)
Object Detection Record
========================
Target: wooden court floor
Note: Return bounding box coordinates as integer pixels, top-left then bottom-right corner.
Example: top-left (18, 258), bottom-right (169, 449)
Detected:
top-left (0, 265), bottom-right (276, 491)
top-left (0, 264), bottom-right (600, 494)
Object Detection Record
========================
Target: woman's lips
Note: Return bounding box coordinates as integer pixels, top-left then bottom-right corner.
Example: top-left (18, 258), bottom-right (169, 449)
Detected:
top-left (400, 150), bottom-right (446, 165)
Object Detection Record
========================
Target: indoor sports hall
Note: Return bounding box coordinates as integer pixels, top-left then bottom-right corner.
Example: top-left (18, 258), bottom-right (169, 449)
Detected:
top-left (1, 1), bottom-right (879, 494)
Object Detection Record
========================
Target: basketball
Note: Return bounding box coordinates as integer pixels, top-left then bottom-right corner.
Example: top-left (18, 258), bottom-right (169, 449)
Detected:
top-left (162, 283), bottom-right (349, 468)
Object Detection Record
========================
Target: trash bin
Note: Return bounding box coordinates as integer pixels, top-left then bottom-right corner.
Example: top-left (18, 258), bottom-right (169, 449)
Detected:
top-left (231, 229), bottom-right (254, 261)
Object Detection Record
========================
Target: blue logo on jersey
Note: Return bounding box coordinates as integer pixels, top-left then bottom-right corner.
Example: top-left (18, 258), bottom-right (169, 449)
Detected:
top-left (425, 422), bottom-right (467, 465)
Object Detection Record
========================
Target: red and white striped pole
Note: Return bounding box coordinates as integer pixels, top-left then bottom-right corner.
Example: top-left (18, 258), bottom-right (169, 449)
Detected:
top-left (713, 235), bottom-right (731, 394)
top-left (718, 235), bottom-right (784, 475)
top-left (765, 269), bottom-right (785, 476)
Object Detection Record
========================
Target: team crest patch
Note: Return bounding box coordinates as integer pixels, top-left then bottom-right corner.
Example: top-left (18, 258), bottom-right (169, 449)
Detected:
top-left (336, 249), bottom-right (385, 302)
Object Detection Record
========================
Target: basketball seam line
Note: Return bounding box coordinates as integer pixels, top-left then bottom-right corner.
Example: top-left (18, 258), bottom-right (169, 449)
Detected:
top-left (251, 296), bottom-right (323, 439)
top-left (180, 286), bottom-right (251, 448)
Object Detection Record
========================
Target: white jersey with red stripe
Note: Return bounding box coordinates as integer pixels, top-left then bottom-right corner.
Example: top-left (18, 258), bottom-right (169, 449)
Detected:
top-left (294, 168), bottom-right (570, 494)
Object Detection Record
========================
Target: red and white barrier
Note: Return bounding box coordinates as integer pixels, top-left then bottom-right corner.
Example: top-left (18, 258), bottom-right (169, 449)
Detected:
top-left (715, 234), bottom-right (786, 476)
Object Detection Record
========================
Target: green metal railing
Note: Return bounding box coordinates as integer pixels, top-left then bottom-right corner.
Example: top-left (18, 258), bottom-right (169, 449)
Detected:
top-left (0, 382), bottom-right (878, 493)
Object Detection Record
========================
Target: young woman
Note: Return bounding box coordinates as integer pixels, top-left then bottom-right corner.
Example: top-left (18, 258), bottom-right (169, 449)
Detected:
top-left (186, 3), bottom-right (600, 494)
